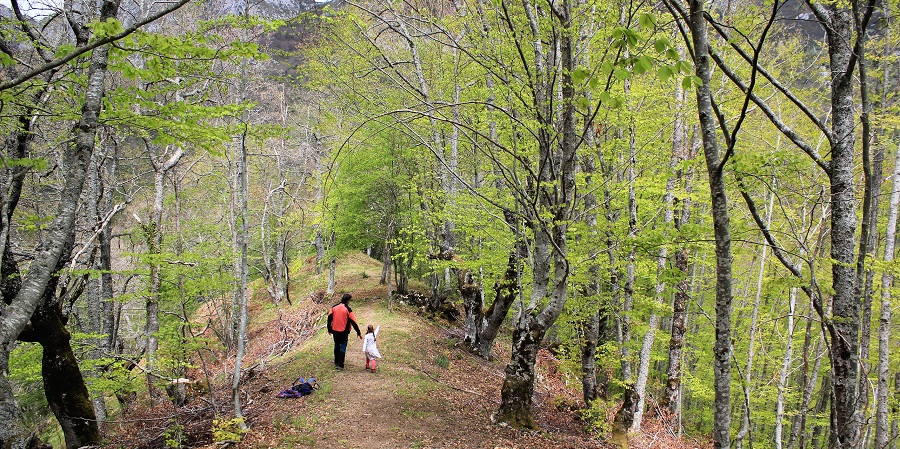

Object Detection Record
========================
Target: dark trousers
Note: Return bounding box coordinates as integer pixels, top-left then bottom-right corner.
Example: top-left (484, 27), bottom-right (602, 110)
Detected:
top-left (332, 332), bottom-right (349, 367)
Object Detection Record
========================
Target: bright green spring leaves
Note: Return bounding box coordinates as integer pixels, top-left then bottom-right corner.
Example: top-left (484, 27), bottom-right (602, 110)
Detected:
top-left (102, 16), bottom-right (273, 151)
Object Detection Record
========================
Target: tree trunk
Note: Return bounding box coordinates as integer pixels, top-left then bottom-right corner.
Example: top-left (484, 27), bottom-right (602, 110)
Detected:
top-left (144, 146), bottom-right (183, 396)
top-left (328, 257), bottom-right (336, 294)
top-left (620, 133), bottom-right (636, 384)
top-left (736, 191), bottom-right (773, 447)
top-left (85, 150), bottom-right (108, 430)
top-left (23, 298), bottom-right (102, 449)
top-left (380, 221), bottom-right (393, 287)
top-left (875, 144), bottom-right (900, 449)
top-left (497, 0), bottom-right (577, 426)
top-left (0, 0), bottom-right (118, 443)
top-left (231, 129), bottom-right (250, 430)
top-left (854, 10), bottom-right (879, 443)
top-left (497, 316), bottom-right (542, 429)
top-left (788, 298), bottom-right (824, 449)
top-left (662, 64), bottom-right (692, 419)
top-left (663, 248), bottom-right (688, 415)
top-left (462, 244), bottom-right (520, 360)
top-left (775, 287), bottom-right (798, 449)
top-left (384, 221), bottom-right (394, 310)
top-left (315, 229), bottom-right (325, 275)
top-left (891, 371), bottom-right (899, 449)
top-left (631, 106), bottom-right (678, 432)
top-left (821, 2), bottom-right (862, 444)
top-left (687, 1), bottom-right (735, 446)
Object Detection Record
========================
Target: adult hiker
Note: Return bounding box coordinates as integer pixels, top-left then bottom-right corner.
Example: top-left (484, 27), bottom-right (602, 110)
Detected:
top-left (327, 293), bottom-right (361, 370)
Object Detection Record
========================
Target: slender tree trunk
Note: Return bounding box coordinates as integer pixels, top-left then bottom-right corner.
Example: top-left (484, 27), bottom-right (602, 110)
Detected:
top-left (621, 129), bottom-right (637, 385)
top-left (891, 371), bottom-right (899, 448)
top-left (663, 247), bottom-right (688, 415)
top-left (144, 147), bottom-right (183, 397)
top-left (231, 129), bottom-right (250, 430)
top-left (315, 229), bottom-right (325, 275)
top-left (775, 288), bottom-right (798, 449)
top-left (854, 10), bottom-right (879, 444)
top-left (687, 1), bottom-right (734, 446)
top-left (85, 149), bottom-right (108, 431)
top-left (261, 181), bottom-right (287, 304)
top-left (328, 257), bottom-right (336, 294)
top-left (662, 65), bottom-right (691, 419)
top-left (580, 308), bottom-right (600, 404)
top-left (875, 145), bottom-right (900, 449)
top-left (384, 221), bottom-right (394, 310)
top-left (736, 190), bottom-right (774, 447)
top-left (631, 89), bottom-right (679, 431)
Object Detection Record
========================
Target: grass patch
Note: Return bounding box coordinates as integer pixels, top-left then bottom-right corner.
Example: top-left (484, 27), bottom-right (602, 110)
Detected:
top-left (401, 408), bottom-right (429, 419)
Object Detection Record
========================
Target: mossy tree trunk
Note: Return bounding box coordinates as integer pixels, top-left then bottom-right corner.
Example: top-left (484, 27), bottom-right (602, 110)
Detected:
top-left (496, 317), bottom-right (541, 429)
top-left (460, 243), bottom-right (520, 360)
top-left (20, 296), bottom-right (101, 449)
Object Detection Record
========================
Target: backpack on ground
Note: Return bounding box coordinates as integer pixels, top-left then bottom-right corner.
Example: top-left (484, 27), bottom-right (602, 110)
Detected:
top-left (276, 376), bottom-right (317, 398)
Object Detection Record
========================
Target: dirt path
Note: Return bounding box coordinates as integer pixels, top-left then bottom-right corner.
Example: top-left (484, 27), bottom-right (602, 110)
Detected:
top-left (243, 299), bottom-right (601, 449)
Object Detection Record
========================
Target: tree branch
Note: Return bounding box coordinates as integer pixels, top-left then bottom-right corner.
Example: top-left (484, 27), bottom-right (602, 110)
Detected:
top-left (0, 0), bottom-right (192, 91)
top-left (708, 48), bottom-right (830, 174)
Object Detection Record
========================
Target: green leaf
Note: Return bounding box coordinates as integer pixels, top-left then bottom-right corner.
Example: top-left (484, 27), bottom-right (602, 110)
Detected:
top-left (682, 76), bottom-right (694, 89)
top-left (598, 91), bottom-right (611, 103)
top-left (572, 67), bottom-right (590, 84)
top-left (658, 66), bottom-right (674, 81)
top-left (7, 158), bottom-right (48, 170)
top-left (576, 96), bottom-right (589, 110)
top-left (639, 13), bottom-right (657, 28)
top-left (638, 55), bottom-right (653, 72)
top-left (601, 61), bottom-right (614, 74)
top-left (55, 44), bottom-right (76, 59)
top-left (614, 67), bottom-right (631, 80)
top-left (654, 38), bottom-right (668, 53)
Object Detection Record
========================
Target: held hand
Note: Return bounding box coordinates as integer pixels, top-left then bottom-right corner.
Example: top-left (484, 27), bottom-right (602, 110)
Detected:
top-left (358, 334), bottom-right (363, 339)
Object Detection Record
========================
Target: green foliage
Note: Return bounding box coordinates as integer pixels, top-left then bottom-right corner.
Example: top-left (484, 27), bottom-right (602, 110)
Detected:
top-left (578, 398), bottom-right (617, 437)
top-left (211, 417), bottom-right (248, 443)
top-left (164, 421), bottom-right (185, 448)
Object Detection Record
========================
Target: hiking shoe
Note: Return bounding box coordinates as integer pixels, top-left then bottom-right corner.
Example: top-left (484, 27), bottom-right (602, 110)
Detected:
top-left (335, 365), bottom-right (343, 371)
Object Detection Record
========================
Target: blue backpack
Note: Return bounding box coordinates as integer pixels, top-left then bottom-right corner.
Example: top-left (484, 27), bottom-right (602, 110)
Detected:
top-left (277, 376), bottom-right (317, 398)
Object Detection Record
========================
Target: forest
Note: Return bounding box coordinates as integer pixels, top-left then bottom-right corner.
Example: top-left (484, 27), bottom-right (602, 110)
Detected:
top-left (0, 0), bottom-right (898, 447)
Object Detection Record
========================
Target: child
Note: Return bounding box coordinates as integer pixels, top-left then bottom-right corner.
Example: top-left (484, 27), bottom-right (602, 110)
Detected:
top-left (362, 325), bottom-right (381, 373)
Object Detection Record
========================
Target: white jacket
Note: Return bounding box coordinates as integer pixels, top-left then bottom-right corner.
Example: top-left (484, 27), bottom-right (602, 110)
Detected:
top-left (362, 328), bottom-right (381, 359)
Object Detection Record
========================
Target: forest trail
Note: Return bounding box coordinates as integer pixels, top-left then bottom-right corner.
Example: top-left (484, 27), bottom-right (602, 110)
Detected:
top-left (237, 293), bottom-right (600, 449)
